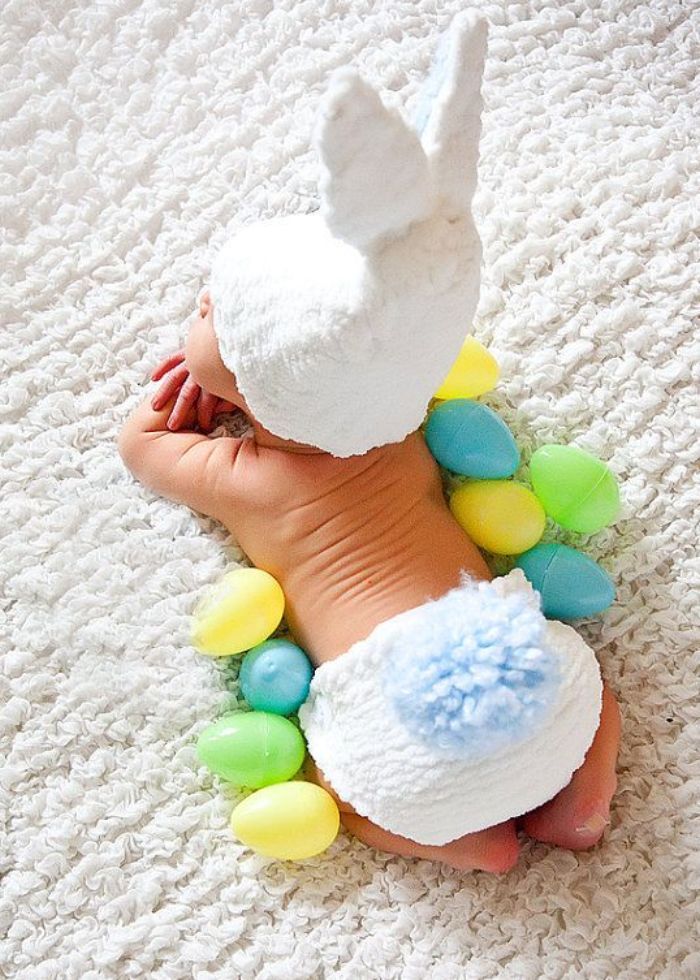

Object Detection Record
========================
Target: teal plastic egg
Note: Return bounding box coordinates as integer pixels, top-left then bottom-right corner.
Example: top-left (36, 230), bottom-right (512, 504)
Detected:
top-left (424, 400), bottom-right (519, 478)
top-left (239, 639), bottom-right (314, 715)
top-left (196, 711), bottom-right (306, 788)
top-left (529, 445), bottom-right (620, 533)
top-left (515, 542), bottom-right (616, 620)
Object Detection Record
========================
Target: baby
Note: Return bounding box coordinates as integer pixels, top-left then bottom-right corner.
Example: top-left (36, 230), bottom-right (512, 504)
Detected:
top-left (118, 290), bottom-right (620, 874)
top-left (118, 12), bottom-right (620, 872)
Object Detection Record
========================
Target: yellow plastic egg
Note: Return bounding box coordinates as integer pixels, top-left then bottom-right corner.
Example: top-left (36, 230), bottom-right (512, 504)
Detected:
top-left (231, 781), bottom-right (340, 860)
top-left (191, 568), bottom-right (285, 657)
top-left (434, 337), bottom-right (500, 400)
top-left (450, 480), bottom-right (546, 555)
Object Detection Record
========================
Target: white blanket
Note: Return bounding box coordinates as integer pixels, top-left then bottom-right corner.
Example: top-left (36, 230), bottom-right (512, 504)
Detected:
top-left (2, 1), bottom-right (698, 977)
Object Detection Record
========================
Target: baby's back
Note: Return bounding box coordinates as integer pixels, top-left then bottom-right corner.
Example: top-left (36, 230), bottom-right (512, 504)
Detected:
top-left (217, 432), bottom-right (491, 665)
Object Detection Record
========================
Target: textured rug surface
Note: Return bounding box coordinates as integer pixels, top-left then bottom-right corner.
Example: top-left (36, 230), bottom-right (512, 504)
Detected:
top-left (2, 0), bottom-right (699, 977)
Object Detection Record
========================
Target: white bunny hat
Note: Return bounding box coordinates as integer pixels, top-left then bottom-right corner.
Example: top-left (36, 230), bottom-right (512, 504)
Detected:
top-left (210, 12), bottom-right (488, 457)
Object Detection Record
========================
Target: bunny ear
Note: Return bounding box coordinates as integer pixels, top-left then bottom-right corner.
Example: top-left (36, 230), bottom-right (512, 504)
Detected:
top-left (314, 68), bottom-right (432, 251)
top-left (414, 12), bottom-right (488, 217)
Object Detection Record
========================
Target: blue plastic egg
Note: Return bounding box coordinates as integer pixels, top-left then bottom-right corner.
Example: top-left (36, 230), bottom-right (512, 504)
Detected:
top-left (239, 639), bottom-right (314, 715)
top-left (515, 543), bottom-right (615, 620)
top-left (424, 400), bottom-right (520, 477)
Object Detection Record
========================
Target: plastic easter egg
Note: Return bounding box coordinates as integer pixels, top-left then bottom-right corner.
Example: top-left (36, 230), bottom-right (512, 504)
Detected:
top-left (424, 400), bottom-right (519, 477)
top-left (231, 781), bottom-right (340, 860)
top-left (196, 711), bottom-right (305, 788)
top-left (240, 639), bottom-right (314, 715)
top-left (530, 445), bottom-right (620, 533)
top-left (191, 568), bottom-right (285, 657)
top-left (435, 337), bottom-right (500, 400)
top-left (516, 542), bottom-right (616, 620)
top-left (450, 481), bottom-right (546, 555)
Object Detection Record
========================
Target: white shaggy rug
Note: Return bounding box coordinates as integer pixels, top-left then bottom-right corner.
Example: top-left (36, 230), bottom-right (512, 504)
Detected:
top-left (2, 0), bottom-right (699, 977)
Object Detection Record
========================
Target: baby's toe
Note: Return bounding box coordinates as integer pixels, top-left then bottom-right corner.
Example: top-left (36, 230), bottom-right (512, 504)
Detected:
top-left (521, 682), bottom-right (621, 850)
top-left (521, 791), bottom-right (614, 851)
top-left (451, 819), bottom-right (521, 873)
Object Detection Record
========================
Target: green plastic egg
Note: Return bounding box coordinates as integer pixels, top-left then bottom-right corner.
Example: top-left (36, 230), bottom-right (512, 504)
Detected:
top-left (530, 445), bottom-right (620, 533)
top-left (196, 711), bottom-right (305, 788)
top-left (231, 782), bottom-right (340, 860)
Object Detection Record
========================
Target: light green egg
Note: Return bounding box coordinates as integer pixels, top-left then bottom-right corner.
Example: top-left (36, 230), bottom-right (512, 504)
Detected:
top-left (530, 445), bottom-right (620, 533)
top-left (197, 711), bottom-right (305, 788)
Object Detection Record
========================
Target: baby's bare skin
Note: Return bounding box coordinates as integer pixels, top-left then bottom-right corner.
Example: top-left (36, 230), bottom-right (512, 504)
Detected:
top-left (210, 432), bottom-right (494, 664)
top-left (118, 295), bottom-right (621, 872)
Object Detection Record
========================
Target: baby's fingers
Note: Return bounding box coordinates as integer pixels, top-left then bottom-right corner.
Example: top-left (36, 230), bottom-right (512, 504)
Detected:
top-left (151, 349), bottom-right (186, 382)
top-left (215, 399), bottom-right (236, 414)
top-left (167, 376), bottom-right (201, 431)
top-left (151, 363), bottom-right (190, 410)
top-left (197, 390), bottom-right (219, 433)
top-left (198, 399), bottom-right (237, 433)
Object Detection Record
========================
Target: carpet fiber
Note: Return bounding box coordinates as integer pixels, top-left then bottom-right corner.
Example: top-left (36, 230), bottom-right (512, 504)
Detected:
top-left (2, 1), bottom-right (698, 977)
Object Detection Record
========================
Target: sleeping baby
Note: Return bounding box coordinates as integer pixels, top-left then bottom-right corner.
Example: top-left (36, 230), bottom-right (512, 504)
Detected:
top-left (118, 13), bottom-right (620, 872)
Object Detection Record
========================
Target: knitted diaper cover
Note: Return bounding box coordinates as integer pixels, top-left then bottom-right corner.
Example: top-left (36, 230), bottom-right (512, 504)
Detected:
top-left (297, 569), bottom-right (603, 845)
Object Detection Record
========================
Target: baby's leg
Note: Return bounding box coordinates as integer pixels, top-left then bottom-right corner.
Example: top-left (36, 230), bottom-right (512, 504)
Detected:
top-left (519, 682), bottom-right (621, 849)
top-left (304, 681), bottom-right (620, 868)
top-left (304, 759), bottom-right (520, 873)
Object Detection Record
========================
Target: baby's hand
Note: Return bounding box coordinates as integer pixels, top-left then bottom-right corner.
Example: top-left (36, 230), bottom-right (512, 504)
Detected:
top-left (151, 349), bottom-right (234, 432)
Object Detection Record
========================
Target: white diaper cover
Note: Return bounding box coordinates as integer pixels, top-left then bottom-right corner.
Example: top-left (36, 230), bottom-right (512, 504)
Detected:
top-left (297, 569), bottom-right (603, 845)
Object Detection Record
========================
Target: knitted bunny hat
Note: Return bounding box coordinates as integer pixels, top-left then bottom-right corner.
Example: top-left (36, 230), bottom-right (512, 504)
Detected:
top-left (210, 12), bottom-right (487, 457)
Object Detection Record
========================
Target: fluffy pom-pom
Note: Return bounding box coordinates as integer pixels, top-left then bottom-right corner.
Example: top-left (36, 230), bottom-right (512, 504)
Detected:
top-left (381, 578), bottom-right (562, 759)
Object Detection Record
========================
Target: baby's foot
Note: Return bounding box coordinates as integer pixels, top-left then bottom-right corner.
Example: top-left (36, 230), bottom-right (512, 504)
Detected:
top-left (340, 812), bottom-right (520, 873)
top-left (519, 682), bottom-right (621, 850)
top-left (303, 759), bottom-right (520, 873)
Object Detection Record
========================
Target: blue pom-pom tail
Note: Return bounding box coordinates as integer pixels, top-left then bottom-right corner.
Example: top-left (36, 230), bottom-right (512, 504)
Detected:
top-left (381, 582), bottom-right (561, 760)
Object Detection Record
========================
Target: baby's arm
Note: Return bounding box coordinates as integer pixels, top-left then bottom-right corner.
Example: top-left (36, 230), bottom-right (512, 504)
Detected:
top-left (118, 393), bottom-right (244, 521)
